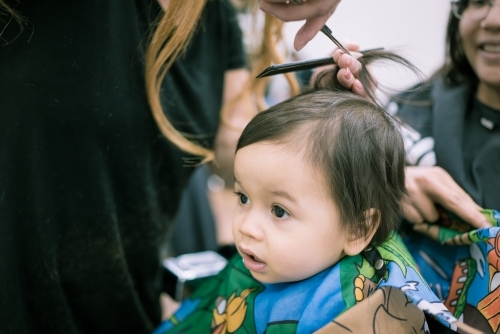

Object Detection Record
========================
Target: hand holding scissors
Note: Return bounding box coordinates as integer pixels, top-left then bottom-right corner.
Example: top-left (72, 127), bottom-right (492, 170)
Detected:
top-left (259, 0), bottom-right (343, 50)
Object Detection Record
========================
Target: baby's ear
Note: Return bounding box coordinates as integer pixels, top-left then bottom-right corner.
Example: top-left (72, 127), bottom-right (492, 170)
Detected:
top-left (343, 208), bottom-right (380, 256)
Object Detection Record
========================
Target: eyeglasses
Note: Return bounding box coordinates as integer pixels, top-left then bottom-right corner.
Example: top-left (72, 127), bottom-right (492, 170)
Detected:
top-left (451, 0), bottom-right (495, 21)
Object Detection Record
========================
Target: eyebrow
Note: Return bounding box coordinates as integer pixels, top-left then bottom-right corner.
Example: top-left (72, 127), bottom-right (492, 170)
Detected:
top-left (235, 177), bottom-right (297, 204)
top-left (270, 190), bottom-right (298, 204)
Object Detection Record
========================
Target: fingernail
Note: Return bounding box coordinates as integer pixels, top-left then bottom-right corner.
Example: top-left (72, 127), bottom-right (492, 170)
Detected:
top-left (344, 69), bottom-right (352, 80)
top-left (354, 80), bottom-right (363, 91)
top-left (296, 42), bottom-right (307, 51)
top-left (346, 56), bottom-right (353, 66)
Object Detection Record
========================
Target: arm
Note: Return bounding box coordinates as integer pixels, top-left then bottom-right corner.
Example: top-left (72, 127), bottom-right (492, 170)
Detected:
top-left (212, 68), bottom-right (254, 190)
top-left (211, 68), bottom-right (255, 245)
top-left (259, 0), bottom-right (342, 50)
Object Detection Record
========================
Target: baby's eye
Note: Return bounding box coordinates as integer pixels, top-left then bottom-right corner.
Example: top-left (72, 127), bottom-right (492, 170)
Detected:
top-left (272, 205), bottom-right (289, 219)
top-left (236, 192), bottom-right (249, 205)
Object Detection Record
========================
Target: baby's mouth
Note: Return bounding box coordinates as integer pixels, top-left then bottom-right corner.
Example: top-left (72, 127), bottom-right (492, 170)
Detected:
top-left (247, 253), bottom-right (264, 263)
top-left (242, 249), bottom-right (264, 263)
top-left (239, 247), bottom-right (267, 272)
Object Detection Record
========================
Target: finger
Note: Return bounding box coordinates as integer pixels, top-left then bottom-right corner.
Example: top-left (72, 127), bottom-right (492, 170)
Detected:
top-left (405, 182), bottom-right (440, 223)
top-left (260, 1), bottom-right (335, 22)
top-left (402, 200), bottom-right (425, 224)
top-left (294, 15), bottom-right (330, 50)
top-left (418, 169), bottom-right (489, 228)
top-left (332, 48), bottom-right (344, 63)
top-left (337, 69), bottom-right (368, 99)
top-left (436, 193), bottom-right (489, 229)
top-left (328, 43), bottom-right (357, 57)
top-left (351, 80), bottom-right (367, 97)
top-left (336, 53), bottom-right (363, 77)
top-left (259, 0), bottom-right (341, 50)
top-left (412, 223), bottom-right (441, 242)
top-left (344, 42), bottom-right (360, 53)
top-left (336, 68), bottom-right (356, 90)
top-left (333, 47), bottom-right (362, 62)
top-left (334, 70), bottom-right (367, 97)
top-left (333, 51), bottom-right (366, 94)
top-left (404, 174), bottom-right (439, 222)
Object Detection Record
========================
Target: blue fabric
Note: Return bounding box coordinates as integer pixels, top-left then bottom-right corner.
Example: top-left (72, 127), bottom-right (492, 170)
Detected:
top-left (254, 265), bottom-right (345, 334)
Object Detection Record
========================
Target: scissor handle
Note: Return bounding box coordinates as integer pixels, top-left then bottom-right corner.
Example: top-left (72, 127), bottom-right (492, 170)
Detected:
top-left (320, 25), bottom-right (352, 56)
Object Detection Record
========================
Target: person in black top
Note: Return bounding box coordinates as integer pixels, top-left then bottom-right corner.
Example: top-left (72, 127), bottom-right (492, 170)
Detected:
top-left (391, 0), bottom-right (500, 228)
top-left (387, 4), bottom-right (500, 332)
top-left (0, 0), bottom-right (248, 333)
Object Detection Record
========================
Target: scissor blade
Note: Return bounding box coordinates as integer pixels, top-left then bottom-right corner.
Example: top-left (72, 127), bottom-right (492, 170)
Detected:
top-left (320, 25), bottom-right (351, 56)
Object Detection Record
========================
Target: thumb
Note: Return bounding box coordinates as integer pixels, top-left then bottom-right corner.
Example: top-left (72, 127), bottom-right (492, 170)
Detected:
top-left (294, 15), bottom-right (329, 51)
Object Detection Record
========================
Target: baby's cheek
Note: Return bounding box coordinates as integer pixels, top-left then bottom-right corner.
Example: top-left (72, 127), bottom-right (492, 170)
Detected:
top-left (275, 248), bottom-right (317, 280)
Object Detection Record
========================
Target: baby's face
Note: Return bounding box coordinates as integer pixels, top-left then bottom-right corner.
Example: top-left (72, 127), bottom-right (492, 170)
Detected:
top-left (233, 141), bottom-right (349, 283)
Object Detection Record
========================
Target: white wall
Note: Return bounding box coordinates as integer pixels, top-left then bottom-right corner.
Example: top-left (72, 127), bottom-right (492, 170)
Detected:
top-left (282, 0), bottom-right (451, 91)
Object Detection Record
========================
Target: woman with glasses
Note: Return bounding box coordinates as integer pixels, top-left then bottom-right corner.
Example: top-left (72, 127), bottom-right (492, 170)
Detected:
top-left (385, 0), bottom-right (500, 230)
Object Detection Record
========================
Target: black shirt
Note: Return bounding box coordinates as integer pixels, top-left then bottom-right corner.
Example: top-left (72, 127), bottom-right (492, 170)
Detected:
top-left (463, 96), bottom-right (500, 207)
top-left (392, 80), bottom-right (500, 210)
top-left (0, 0), bottom-right (245, 333)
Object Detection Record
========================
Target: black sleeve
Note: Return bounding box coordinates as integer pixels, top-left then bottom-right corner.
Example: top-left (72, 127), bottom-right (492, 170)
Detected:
top-left (221, 0), bottom-right (247, 70)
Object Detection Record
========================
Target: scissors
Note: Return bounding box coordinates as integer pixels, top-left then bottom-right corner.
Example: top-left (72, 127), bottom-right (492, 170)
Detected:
top-left (256, 25), bottom-right (382, 78)
top-left (320, 25), bottom-right (352, 56)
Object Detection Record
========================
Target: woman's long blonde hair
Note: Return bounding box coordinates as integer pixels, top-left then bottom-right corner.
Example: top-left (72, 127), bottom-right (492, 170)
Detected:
top-left (1, 0), bottom-right (299, 161)
top-left (145, 0), bottom-right (298, 162)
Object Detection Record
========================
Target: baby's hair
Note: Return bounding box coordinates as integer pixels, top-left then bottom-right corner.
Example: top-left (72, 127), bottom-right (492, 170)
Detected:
top-left (236, 50), bottom-right (412, 245)
top-left (314, 49), bottom-right (421, 104)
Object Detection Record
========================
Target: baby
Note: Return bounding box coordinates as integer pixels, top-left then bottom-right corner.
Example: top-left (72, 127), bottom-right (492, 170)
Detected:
top-left (232, 89), bottom-right (403, 284)
top-left (154, 53), bottom-right (459, 333)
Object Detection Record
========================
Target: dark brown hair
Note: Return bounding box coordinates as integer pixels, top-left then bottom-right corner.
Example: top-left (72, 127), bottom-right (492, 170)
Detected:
top-left (236, 51), bottom-right (409, 245)
top-left (438, 2), bottom-right (478, 87)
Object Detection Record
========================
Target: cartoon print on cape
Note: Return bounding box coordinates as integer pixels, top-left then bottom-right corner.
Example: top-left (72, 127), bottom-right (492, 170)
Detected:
top-left (154, 261), bottom-right (264, 334)
top-left (405, 208), bottom-right (500, 333)
top-left (153, 233), bottom-right (461, 334)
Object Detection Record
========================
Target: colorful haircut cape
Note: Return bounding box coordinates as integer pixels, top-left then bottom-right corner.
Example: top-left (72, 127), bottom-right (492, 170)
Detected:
top-left (154, 232), bottom-right (472, 333)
